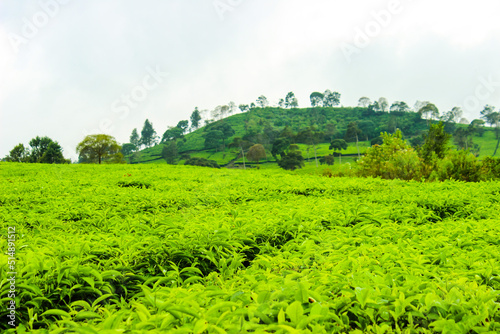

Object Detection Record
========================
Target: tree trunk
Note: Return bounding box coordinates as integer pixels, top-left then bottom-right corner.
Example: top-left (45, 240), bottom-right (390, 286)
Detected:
top-left (493, 138), bottom-right (500, 157)
top-left (356, 134), bottom-right (360, 159)
top-left (339, 153), bottom-right (342, 165)
top-left (241, 146), bottom-right (246, 169)
top-left (314, 144), bottom-right (318, 168)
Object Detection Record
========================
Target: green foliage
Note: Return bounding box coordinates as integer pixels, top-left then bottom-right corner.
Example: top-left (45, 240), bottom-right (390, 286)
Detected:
top-left (277, 150), bottom-right (305, 171)
top-left (6, 143), bottom-right (28, 162)
top-left (130, 128), bottom-right (141, 148)
top-left (482, 157), bottom-right (500, 179)
top-left (5, 137), bottom-right (69, 164)
top-left (39, 142), bottom-right (67, 164)
top-left (162, 141), bottom-right (179, 165)
top-left (246, 144), bottom-right (266, 163)
top-left (190, 107), bottom-right (202, 131)
top-left (358, 130), bottom-right (422, 180)
top-left (433, 150), bottom-right (482, 182)
top-left (76, 134), bottom-right (122, 164)
top-left (1, 163), bottom-right (500, 332)
top-left (329, 139), bottom-right (347, 152)
top-left (420, 122), bottom-right (452, 164)
top-left (184, 157), bottom-right (220, 168)
top-left (319, 154), bottom-right (335, 165)
top-left (162, 126), bottom-right (184, 143)
top-left (121, 143), bottom-right (137, 156)
top-left (140, 119), bottom-right (159, 148)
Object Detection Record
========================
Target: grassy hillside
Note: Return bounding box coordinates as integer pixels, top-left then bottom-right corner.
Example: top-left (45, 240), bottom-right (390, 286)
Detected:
top-left (129, 106), bottom-right (498, 166)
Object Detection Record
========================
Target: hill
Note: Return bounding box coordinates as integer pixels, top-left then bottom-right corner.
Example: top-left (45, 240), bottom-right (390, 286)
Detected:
top-left (129, 106), bottom-right (498, 167)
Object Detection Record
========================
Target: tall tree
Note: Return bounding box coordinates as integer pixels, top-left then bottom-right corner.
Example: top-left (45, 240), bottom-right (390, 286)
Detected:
top-left (162, 141), bottom-right (179, 164)
top-left (378, 97), bottom-right (389, 112)
top-left (190, 107), bottom-right (202, 131)
top-left (344, 122), bottom-right (362, 158)
top-left (329, 139), bottom-right (348, 164)
top-left (29, 136), bottom-right (54, 162)
top-left (76, 134), bottom-right (122, 164)
top-left (419, 122), bottom-right (452, 164)
top-left (40, 141), bottom-right (66, 163)
top-left (390, 101), bottom-right (410, 114)
top-left (176, 120), bottom-right (189, 135)
top-left (310, 92), bottom-right (324, 107)
top-left (358, 97), bottom-right (371, 107)
top-left (130, 128), bottom-right (141, 148)
top-left (323, 90), bottom-right (341, 107)
top-left (238, 104), bottom-right (250, 113)
top-left (7, 144), bottom-right (28, 162)
top-left (162, 126), bottom-right (184, 143)
top-left (140, 119), bottom-right (159, 148)
top-left (418, 103), bottom-right (439, 126)
top-left (480, 105), bottom-right (500, 155)
top-left (256, 95), bottom-right (269, 108)
top-left (285, 92), bottom-right (298, 108)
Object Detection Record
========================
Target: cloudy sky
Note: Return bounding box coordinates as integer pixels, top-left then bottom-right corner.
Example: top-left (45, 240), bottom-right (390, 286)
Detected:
top-left (1, 0), bottom-right (500, 161)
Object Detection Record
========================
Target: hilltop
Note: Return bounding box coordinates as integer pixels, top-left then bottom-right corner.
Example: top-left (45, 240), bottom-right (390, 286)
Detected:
top-left (128, 106), bottom-right (498, 167)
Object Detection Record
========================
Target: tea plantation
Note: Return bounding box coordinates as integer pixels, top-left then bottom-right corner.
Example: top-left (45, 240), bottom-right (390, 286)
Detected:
top-left (1, 163), bottom-right (500, 333)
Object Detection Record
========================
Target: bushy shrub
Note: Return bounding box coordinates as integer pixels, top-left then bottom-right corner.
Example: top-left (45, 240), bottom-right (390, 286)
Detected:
top-left (358, 130), bottom-right (422, 180)
top-left (481, 157), bottom-right (500, 180)
top-left (184, 157), bottom-right (220, 168)
top-left (435, 150), bottom-right (482, 182)
top-left (319, 154), bottom-right (335, 165)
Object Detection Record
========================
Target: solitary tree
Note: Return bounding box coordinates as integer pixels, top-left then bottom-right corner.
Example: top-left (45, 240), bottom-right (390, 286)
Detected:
top-left (418, 103), bottom-right (440, 126)
top-left (246, 144), bottom-right (267, 164)
top-left (310, 92), bottom-right (324, 107)
top-left (76, 134), bottom-right (122, 164)
top-left (329, 139), bottom-right (348, 164)
top-left (190, 107), bottom-right (202, 131)
top-left (323, 90), bottom-right (341, 107)
top-left (162, 141), bottom-right (179, 164)
top-left (358, 97), bottom-right (371, 107)
top-left (130, 129), bottom-right (141, 149)
top-left (140, 119), bottom-right (159, 148)
top-left (377, 97), bottom-right (389, 112)
top-left (238, 104), bottom-right (250, 113)
top-left (256, 95), bottom-right (269, 108)
top-left (285, 92), bottom-right (298, 108)
top-left (277, 145), bottom-right (304, 171)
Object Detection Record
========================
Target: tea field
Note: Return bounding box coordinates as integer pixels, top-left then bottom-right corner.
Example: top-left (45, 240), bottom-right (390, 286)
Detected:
top-left (1, 163), bottom-right (500, 333)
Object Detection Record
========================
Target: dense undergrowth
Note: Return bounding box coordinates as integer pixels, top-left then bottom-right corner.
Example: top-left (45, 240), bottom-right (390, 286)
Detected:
top-left (1, 163), bottom-right (500, 333)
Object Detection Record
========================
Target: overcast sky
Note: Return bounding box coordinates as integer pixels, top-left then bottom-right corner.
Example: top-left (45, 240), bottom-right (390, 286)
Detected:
top-left (1, 0), bottom-right (500, 161)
